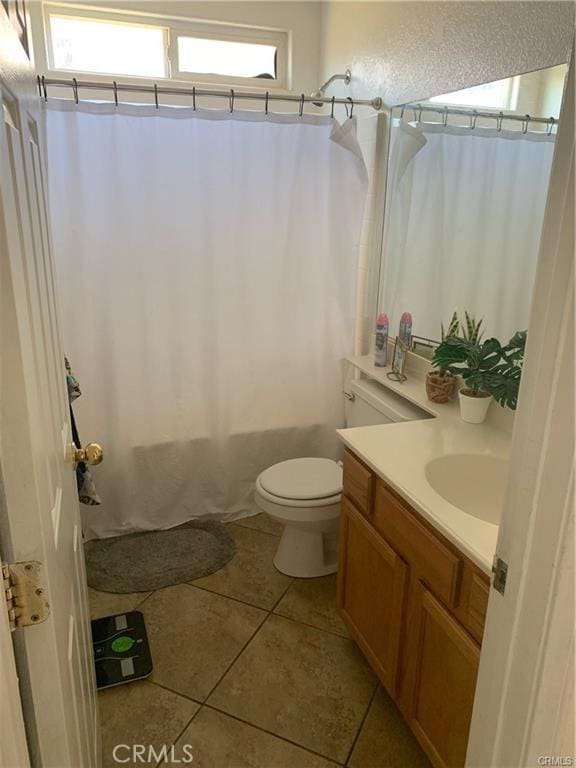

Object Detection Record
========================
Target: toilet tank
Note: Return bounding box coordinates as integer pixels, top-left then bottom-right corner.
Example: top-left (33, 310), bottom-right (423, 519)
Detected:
top-left (345, 378), bottom-right (432, 427)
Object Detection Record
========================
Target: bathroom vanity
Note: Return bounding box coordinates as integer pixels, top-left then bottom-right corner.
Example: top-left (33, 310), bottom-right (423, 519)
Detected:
top-left (336, 356), bottom-right (511, 768)
top-left (338, 449), bottom-right (488, 768)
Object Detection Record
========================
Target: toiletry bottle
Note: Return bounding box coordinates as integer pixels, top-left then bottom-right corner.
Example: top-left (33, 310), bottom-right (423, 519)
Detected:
top-left (399, 312), bottom-right (413, 348)
top-left (374, 313), bottom-right (389, 367)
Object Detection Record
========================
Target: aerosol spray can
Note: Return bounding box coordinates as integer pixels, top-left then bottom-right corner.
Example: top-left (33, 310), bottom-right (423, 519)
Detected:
top-left (398, 312), bottom-right (413, 348)
top-left (374, 313), bottom-right (389, 367)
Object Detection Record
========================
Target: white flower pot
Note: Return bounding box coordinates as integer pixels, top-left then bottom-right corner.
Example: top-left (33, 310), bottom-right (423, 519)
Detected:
top-left (458, 388), bottom-right (492, 424)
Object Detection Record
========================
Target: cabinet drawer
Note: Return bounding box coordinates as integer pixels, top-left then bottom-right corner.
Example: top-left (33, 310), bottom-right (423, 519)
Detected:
top-left (374, 480), bottom-right (462, 608)
top-left (343, 450), bottom-right (374, 515)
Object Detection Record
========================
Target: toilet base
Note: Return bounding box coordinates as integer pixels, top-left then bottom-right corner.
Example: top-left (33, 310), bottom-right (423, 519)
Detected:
top-left (254, 486), bottom-right (341, 579)
top-left (273, 523), bottom-right (339, 578)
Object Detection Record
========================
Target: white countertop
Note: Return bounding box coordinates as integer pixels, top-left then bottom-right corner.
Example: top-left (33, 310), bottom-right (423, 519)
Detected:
top-left (337, 354), bottom-right (512, 574)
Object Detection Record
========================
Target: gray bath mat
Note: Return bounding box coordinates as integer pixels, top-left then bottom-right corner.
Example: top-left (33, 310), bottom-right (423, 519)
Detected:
top-left (85, 519), bottom-right (236, 593)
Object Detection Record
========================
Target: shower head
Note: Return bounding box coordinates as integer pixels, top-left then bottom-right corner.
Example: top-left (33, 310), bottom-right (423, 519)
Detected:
top-left (311, 69), bottom-right (352, 107)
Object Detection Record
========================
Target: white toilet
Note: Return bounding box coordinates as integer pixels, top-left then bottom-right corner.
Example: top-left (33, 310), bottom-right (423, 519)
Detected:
top-left (255, 457), bottom-right (342, 577)
top-left (255, 377), bottom-right (430, 578)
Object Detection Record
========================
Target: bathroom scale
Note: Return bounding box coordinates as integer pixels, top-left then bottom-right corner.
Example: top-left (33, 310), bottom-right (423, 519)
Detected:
top-left (91, 610), bottom-right (153, 689)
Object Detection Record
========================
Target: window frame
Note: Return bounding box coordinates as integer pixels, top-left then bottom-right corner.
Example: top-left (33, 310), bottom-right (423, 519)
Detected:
top-left (42, 3), bottom-right (289, 89)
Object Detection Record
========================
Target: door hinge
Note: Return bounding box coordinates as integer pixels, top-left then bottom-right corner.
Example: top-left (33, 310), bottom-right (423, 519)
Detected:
top-left (2, 561), bottom-right (50, 631)
top-left (492, 555), bottom-right (508, 595)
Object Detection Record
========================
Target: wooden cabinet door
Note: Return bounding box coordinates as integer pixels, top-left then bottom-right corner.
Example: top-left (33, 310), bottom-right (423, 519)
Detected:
top-left (338, 497), bottom-right (407, 696)
top-left (407, 586), bottom-right (481, 768)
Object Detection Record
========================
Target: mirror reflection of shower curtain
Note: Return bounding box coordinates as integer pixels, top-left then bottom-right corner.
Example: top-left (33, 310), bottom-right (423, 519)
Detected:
top-left (379, 118), bottom-right (555, 341)
top-left (46, 101), bottom-right (368, 539)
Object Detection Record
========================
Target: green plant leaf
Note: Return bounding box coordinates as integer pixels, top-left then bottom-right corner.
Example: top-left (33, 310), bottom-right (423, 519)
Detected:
top-left (441, 310), bottom-right (460, 341)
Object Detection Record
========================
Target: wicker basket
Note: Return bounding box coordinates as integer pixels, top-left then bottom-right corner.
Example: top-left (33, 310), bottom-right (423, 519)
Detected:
top-left (426, 371), bottom-right (457, 404)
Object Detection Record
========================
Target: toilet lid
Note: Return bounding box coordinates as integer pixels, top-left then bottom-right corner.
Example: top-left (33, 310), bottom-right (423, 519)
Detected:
top-left (259, 458), bottom-right (342, 501)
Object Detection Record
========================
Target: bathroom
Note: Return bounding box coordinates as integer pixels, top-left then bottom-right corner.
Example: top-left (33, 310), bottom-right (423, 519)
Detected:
top-left (0, 2), bottom-right (573, 767)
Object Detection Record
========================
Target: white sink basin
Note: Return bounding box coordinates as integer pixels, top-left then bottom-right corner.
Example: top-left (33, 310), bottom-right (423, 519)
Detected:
top-left (425, 454), bottom-right (509, 524)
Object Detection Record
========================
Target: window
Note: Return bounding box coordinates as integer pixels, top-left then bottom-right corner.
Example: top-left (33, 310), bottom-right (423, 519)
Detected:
top-left (177, 37), bottom-right (276, 80)
top-left (429, 77), bottom-right (519, 111)
top-left (44, 4), bottom-right (288, 88)
top-left (49, 15), bottom-right (168, 78)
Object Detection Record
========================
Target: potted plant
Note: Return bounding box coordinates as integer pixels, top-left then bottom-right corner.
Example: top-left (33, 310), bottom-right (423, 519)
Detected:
top-left (432, 328), bottom-right (526, 423)
top-left (425, 311), bottom-right (459, 403)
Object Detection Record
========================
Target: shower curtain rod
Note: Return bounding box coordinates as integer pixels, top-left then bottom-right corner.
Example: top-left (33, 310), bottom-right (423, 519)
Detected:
top-left (399, 102), bottom-right (558, 132)
top-left (39, 76), bottom-right (383, 112)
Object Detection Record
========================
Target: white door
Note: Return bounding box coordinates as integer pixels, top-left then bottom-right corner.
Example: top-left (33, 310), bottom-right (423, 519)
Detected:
top-left (0, 5), bottom-right (99, 767)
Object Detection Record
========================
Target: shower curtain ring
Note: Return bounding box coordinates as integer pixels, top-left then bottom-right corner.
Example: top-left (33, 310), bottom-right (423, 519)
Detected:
top-left (192, 86), bottom-right (196, 111)
top-left (72, 77), bottom-right (79, 105)
top-left (345, 97), bottom-right (354, 118)
top-left (229, 88), bottom-right (235, 113)
top-left (442, 106), bottom-right (448, 127)
top-left (264, 91), bottom-right (269, 115)
top-left (547, 116), bottom-right (555, 136)
top-left (330, 96), bottom-right (335, 119)
top-left (522, 114), bottom-right (530, 134)
top-left (41, 75), bottom-right (47, 102)
top-left (496, 112), bottom-right (503, 132)
top-left (154, 84), bottom-right (159, 109)
top-left (299, 93), bottom-right (305, 117)
top-left (471, 109), bottom-right (478, 129)
top-left (113, 81), bottom-right (118, 107)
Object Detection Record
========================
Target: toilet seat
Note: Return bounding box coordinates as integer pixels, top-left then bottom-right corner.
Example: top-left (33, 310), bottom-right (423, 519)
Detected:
top-left (256, 458), bottom-right (342, 508)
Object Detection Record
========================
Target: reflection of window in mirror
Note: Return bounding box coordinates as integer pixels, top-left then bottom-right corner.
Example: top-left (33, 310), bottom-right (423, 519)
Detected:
top-left (378, 65), bottom-right (567, 354)
top-left (426, 65), bottom-right (566, 120)
top-left (429, 76), bottom-right (519, 110)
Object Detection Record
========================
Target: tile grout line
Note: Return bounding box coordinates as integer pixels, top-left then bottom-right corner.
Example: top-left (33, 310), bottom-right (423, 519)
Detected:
top-left (135, 591), bottom-right (155, 610)
top-left (267, 609), bottom-right (355, 644)
top-left (154, 702), bottom-right (204, 768)
top-left (271, 609), bottom-right (349, 640)
top-left (201, 611), bottom-right (273, 703)
top-left (185, 581), bottom-right (276, 613)
top-left (229, 520), bottom-right (282, 539)
top-left (147, 680), bottom-right (204, 707)
top-left (269, 574), bottom-right (295, 612)
top-left (343, 681), bottom-right (379, 767)
top-left (202, 701), bottom-right (346, 766)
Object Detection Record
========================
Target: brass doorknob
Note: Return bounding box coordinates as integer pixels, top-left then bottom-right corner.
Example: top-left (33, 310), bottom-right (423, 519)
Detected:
top-left (74, 443), bottom-right (103, 466)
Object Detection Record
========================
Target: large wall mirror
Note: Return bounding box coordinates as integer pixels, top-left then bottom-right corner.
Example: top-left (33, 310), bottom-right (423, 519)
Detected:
top-left (377, 64), bottom-right (567, 356)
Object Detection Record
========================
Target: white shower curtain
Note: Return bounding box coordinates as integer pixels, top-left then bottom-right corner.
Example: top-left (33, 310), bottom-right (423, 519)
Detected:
top-left (46, 101), bottom-right (368, 539)
top-left (379, 119), bottom-right (555, 341)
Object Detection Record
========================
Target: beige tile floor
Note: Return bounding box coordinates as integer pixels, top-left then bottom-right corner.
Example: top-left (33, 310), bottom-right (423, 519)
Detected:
top-left (92, 515), bottom-right (431, 768)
